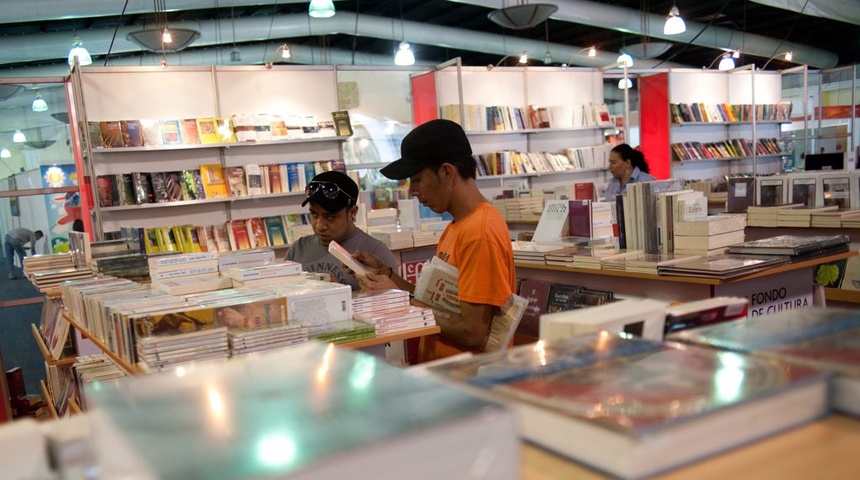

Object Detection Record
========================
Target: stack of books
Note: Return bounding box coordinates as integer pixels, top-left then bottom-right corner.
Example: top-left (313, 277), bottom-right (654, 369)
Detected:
top-left (372, 230), bottom-right (414, 250)
top-left (811, 208), bottom-right (860, 228)
top-left (658, 253), bottom-right (789, 279)
top-left (745, 203), bottom-right (803, 227)
top-left (355, 306), bottom-right (436, 335)
top-left (216, 248), bottom-right (276, 272)
top-left (504, 196), bottom-right (545, 222)
top-left (29, 268), bottom-right (95, 295)
top-left (352, 289), bottom-right (410, 317)
top-left (310, 319), bottom-right (376, 343)
top-left (72, 354), bottom-right (127, 410)
top-left (412, 230), bottom-right (438, 247)
top-left (673, 214), bottom-right (747, 257)
top-left (603, 251), bottom-right (702, 275)
top-left (228, 324), bottom-right (308, 357)
top-left (22, 252), bottom-right (79, 277)
top-left (89, 253), bottom-right (150, 282)
top-left (137, 326), bottom-right (230, 374)
top-left (148, 252), bottom-right (222, 294)
top-left (512, 242), bottom-right (561, 266)
top-left (226, 261), bottom-right (303, 288)
top-left (726, 234), bottom-right (851, 260)
top-left (777, 205), bottom-right (840, 227)
top-left (366, 208), bottom-right (399, 234)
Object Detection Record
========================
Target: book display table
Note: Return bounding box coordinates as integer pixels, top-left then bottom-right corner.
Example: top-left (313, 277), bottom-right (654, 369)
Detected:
top-left (515, 251), bottom-right (855, 304)
top-left (521, 415), bottom-right (860, 480)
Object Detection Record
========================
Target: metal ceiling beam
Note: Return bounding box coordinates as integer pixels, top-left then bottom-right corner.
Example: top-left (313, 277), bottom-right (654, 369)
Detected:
top-left (749, 0), bottom-right (860, 27)
top-left (449, 0), bottom-right (839, 68)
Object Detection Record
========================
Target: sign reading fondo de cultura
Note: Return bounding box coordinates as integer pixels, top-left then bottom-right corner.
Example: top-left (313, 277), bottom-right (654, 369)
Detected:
top-left (715, 269), bottom-right (812, 317)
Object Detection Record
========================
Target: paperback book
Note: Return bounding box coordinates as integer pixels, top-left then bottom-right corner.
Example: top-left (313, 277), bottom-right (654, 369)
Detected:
top-left (726, 234), bottom-right (850, 256)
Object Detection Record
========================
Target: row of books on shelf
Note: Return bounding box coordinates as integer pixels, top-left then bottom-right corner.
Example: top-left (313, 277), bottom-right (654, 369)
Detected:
top-left (439, 102), bottom-right (613, 132)
top-left (95, 160), bottom-right (345, 207)
top-left (473, 143), bottom-right (612, 176)
top-left (670, 137), bottom-right (787, 161)
top-left (88, 111), bottom-right (352, 149)
top-left (670, 101), bottom-right (792, 124)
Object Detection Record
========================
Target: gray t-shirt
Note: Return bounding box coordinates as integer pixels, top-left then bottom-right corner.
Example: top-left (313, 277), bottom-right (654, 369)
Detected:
top-left (285, 228), bottom-right (398, 291)
top-left (6, 228), bottom-right (35, 246)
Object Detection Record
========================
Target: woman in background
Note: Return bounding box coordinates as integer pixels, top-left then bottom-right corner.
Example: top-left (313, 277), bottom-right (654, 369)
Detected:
top-left (603, 144), bottom-right (656, 201)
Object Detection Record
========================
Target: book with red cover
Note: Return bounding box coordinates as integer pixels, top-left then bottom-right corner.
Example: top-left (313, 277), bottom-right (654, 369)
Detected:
top-left (267, 164), bottom-right (283, 194)
top-left (567, 199), bottom-right (592, 239)
top-left (246, 217), bottom-right (269, 248)
top-left (516, 278), bottom-right (550, 338)
top-left (429, 333), bottom-right (828, 480)
top-left (573, 182), bottom-right (595, 201)
top-left (228, 220), bottom-right (252, 251)
top-left (180, 118), bottom-right (201, 145)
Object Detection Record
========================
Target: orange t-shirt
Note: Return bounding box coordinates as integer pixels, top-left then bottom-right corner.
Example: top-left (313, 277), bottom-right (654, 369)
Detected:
top-left (419, 202), bottom-right (515, 362)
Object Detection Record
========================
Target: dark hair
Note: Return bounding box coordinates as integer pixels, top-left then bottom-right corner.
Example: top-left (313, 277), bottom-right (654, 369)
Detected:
top-left (71, 219), bottom-right (84, 232)
top-left (429, 156), bottom-right (477, 181)
top-left (611, 144), bottom-right (650, 174)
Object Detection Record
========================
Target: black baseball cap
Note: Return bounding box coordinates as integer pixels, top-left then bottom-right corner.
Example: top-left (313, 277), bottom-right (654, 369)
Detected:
top-left (380, 119), bottom-right (473, 180)
top-left (301, 170), bottom-right (359, 213)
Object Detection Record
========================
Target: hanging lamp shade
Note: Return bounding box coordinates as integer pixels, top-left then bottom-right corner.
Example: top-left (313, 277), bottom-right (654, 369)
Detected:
top-left (32, 94), bottom-right (48, 112)
top-left (663, 5), bottom-right (686, 35)
top-left (394, 41), bottom-right (415, 66)
top-left (487, 3), bottom-right (558, 30)
top-left (127, 28), bottom-right (200, 52)
top-left (309, 0), bottom-right (336, 18)
top-left (718, 55), bottom-right (736, 71)
top-left (67, 43), bottom-right (93, 66)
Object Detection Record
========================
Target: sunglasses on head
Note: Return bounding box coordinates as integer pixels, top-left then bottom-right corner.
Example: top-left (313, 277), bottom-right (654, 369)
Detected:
top-left (305, 181), bottom-right (355, 202)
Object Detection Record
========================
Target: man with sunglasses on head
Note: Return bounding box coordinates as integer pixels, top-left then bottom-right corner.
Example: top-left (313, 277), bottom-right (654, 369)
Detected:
top-left (286, 170), bottom-right (397, 291)
top-left (353, 119), bottom-right (516, 361)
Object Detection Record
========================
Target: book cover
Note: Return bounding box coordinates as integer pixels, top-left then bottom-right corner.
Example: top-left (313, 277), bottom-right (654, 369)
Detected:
top-left (228, 219), bottom-right (252, 251)
top-left (215, 117), bottom-right (237, 143)
top-left (149, 171), bottom-right (170, 203)
top-left (516, 278), bottom-right (550, 338)
top-left (244, 164), bottom-right (263, 196)
top-left (664, 297), bottom-right (749, 334)
top-left (212, 224), bottom-right (231, 252)
top-left (726, 176), bottom-right (755, 213)
top-left (670, 307), bottom-right (860, 415)
top-left (246, 217), bottom-right (269, 248)
top-left (673, 215), bottom-right (747, 236)
top-left (99, 121), bottom-right (124, 148)
top-left (181, 169), bottom-right (206, 200)
top-left (267, 164), bottom-right (283, 194)
top-left (224, 166), bottom-right (248, 197)
top-left (195, 118), bottom-right (221, 144)
top-left (96, 175), bottom-right (114, 207)
top-left (120, 120), bottom-right (144, 147)
top-left (139, 119), bottom-right (163, 147)
top-left (199, 164), bottom-right (229, 199)
top-left (789, 176), bottom-right (817, 207)
top-left (532, 200), bottom-right (570, 242)
top-left (727, 234), bottom-right (850, 256)
top-left (263, 216), bottom-right (288, 246)
top-left (822, 175), bottom-right (852, 209)
top-left (544, 284), bottom-right (581, 313)
top-left (160, 120), bottom-right (183, 145)
top-left (180, 118), bottom-right (201, 145)
top-left (658, 253), bottom-right (790, 279)
top-left (429, 333), bottom-right (827, 480)
top-left (131, 172), bottom-right (155, 204)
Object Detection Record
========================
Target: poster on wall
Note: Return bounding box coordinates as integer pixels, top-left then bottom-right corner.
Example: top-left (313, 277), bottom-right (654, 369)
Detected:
top-left (41, 165), bottom-right (80, 253)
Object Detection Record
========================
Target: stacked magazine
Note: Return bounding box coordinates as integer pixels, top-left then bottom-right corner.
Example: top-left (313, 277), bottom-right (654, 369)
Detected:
top-left (228, 324), bottom-right (308, 356)
top-left (352, 289), bottom-right (436, 335)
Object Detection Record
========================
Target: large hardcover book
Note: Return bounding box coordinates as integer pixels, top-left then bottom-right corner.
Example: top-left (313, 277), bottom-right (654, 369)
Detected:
top-left (99, 121), bottom-right (124, 148)
top-left (86, 343), bottom-right (518, 479)
top-left (429, 333), bottom-right (828, 480)
top-left (726, 234), bottom-right (850, 256)
top-left (179, 118), bottom-right (201, 145)
top-left (532, 200), bottom-right (569, 242)
top-left (120, 120), bottom-right (144, 147)
top-left (726, 176), bottom-right (755, 213)
top-left (670, 307), bottom-right (860, 415)
top-left (199, 164), bottom-right (229, 199)
top-left (657, 253), bottom-right (789, 279)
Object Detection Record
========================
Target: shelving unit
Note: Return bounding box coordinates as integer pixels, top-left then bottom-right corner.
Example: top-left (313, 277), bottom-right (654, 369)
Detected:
top-left (70, 65), bottom-right (346, 239)
top-left (667, 67), bottom-right (790, 181)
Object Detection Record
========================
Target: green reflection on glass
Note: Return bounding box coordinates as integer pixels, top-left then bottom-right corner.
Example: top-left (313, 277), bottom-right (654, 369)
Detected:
top-left (256, 432), bottom-right (297, 468)
top-left (349, 355), bottom-right (376, 390)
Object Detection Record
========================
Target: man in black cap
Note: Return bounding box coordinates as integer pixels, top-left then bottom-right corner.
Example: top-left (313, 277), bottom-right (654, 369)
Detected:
top-left (286, 170), bottom-right (397, 291)
top-left (355, 119), bottom-right (516, 360)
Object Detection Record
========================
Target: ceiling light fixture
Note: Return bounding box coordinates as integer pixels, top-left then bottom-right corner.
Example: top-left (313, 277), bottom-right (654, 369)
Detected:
top-left (663, 4), bottom-right (686, 35)
top-left (31, 94), bottom-right (48, 112)
top-left (395, 41), bottom-right (415, 66)
top-left (127, 1), bottom-right (200, 53)
top-left (588, 46), bottom-right (597, 58)
top-left (0, 148), bottom-right (10, 159)
top-left (762, 50), bottom-right (796, 69)
top-left (616, 53), bottom-right (634, 68)
top-left (618, 78), bottom-right (633, 90)
top-left (67, 38), bottom-right (93, 66)
top-left (486, 51), bottom-right (529, 70)
top-left (488, 1), bottom-right (558, 30)
top-left (12, 130), bottom-right (26, 143)
top-left (266, 44), bottom-right (293, 69)
top-left (393, 0), bottom-right (415, 66)
top-left (718, 54), bottom-right (736, 70)
top-left (309, 0), bottom-right (336, 18)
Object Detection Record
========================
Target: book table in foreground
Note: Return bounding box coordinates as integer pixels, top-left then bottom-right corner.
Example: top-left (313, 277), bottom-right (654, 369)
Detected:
top-left (521, 414), bottom-right (860, 480)
top-left (515, 251), bottom-right (856, 304)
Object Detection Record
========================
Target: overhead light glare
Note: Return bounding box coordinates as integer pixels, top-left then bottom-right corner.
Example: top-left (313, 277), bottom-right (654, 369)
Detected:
top-left (12, 130), bottom-right (26, 143)
top-left (32, 94), bottom-right (48, 112)
top-left (518, 51), bottom-right (528, 64)
top-left (162, 28), bottom-right (173, 44)
top-left (281, 44), bottom-right (291, 59)
top-left (308, 0), bottom-right (336, 18)
top-left (663, 5), bottom-right (686, 35)
top-left (0, 148), bottom-right (10, 159)
top-left (785, 51), bottom-right (793, 62)
top-left (394, 41), bottom-right (415, 66)
top-left (588, 46), bottom-right (597, 58)
top-left (732, 49), bottom-right (740, 59)
top-left (67, 39), bottom-right (93, 66)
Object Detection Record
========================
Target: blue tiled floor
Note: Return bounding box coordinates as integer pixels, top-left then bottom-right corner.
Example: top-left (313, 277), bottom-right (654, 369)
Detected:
top-left (0, 262), bottom-right (46, 397)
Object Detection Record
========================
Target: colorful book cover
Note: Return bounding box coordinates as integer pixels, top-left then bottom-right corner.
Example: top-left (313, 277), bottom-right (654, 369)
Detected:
top-left (139, 119), bottom-right (163, 147)
top-left (263, 216), bottom-right (288, 246)
top-left (96, 175), bottom-right (114, 207)
top-left (164, 171), bottom-right (185, 201)
top-left (228, 219), bottom-right (252, 251)
top-left (516, 279), bottom-right (550, 338)
top-left (160, 120), bottom-right (183, 145)
top-left (99, 121), bottom-right (124, 148)
top-left (727, 234), bottom-right (850, 256)
top-left (215, 118), bottom-right (237, 143)
top-left (246, 217), bottom-right (269, 248)
top-left (199, 164), bottom-right (229, 199)
top-left (224, 166), bottom-right (247, 197)
top-left (544, 283), bottom-right (582, 313)
top-left (121, 120), bottom-right (144, 147)
top-left (180, 118), bottom-right (201, 145)
top-left (212, 223), bottom-right (232, 252)
top-left (196, 118), bottom-right (221, 144)
top-left (149, 171), bottom-right (170, 203)
top-left (131, 172), bottom-right (155, 204)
